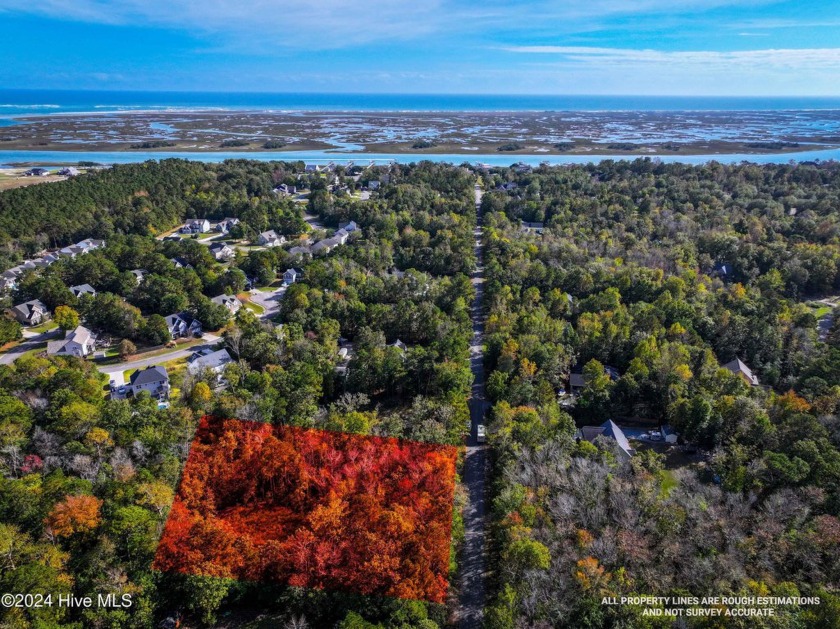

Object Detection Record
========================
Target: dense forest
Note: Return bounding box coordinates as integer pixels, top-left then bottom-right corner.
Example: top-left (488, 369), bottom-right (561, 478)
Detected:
top-left (0, 160), bottom-right (476, 628)
top-left (3, 158), bottom-right (840, 628)
top-left (480, 160), bottom-right (840, 628)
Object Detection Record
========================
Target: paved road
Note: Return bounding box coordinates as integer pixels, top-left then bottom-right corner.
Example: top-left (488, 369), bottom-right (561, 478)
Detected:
top-left (458, 184), bottom-right (490, 628)
top-left (97, 333), bottom-right (220, 379)
top-left (0, 328), bottom-right (62, 365)
top-left (248, 286), bottom-right (286, 320)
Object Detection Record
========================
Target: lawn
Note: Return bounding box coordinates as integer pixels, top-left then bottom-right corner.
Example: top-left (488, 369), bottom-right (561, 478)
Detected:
top-left (29, 321), bottom-right (58, 334)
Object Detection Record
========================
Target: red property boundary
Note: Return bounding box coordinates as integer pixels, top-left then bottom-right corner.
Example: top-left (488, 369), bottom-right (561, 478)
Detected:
top-left (153, 416), bottom-right (458, 603)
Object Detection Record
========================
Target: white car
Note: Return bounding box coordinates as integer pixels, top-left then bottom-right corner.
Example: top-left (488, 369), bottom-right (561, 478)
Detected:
top-left (476, 424), bottom-right (487, 443)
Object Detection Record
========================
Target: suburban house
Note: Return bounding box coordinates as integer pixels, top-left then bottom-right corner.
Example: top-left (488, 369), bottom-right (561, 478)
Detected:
top-left (165, 313), bottom-right (202, 339)
top-left (340, 220), bottom-right (359, 233)
top-left (332, 228), bottom-right (350, 245)
top-left (130, 269), bottom-right (147, 285)
top-left (258, 230), bottom-right (285, 247)
top-left (304, 164), bottom-right (322, 173)
top-left (209, 242), bottom-right (236, 261)
top-left (661, 425), bottom-right (679, 444)
top-left (11, 299), bottom-right (49, 326)
top-left (336, 339), bottom-right (354, 376)
top-left (576, 420), bottom-right (635, 460)
top-left (520, 221), bottom-right (545, 234)
top-left (214, 217), bottom-right (240, 233)
top-left (288, 245), bottom-right (311, 257)
top-left (389, 339), bottom-right (408, 353)
top-left (368, 180), bottom-right (381, 191)
top-left (181, 218), bottom-right (211, 234)
top-left (188, 348), bottom-right (234, 383)
top-left (58, 167), bottom-right (79, 176)
top-left (723, 357), bottom-right (760, 386)
top-left (171, 256), bottom-right (193, 269)
top-left (274, 184), bottom-right (297, 196)
top-left (569, 373), bottom-right (586, 395)
top-left (46, 325), bottom-right (96, 357)
top-left (211, 294), bottom-right (242, 315)
top-left (311, 237), bottom-right (339, 255)
top-left (24, 168), bottom-right (50, 177)
top-left (76, 239), bottom-right (105, 252)
top-left (128, 366), bottom-right (170, 399)
top-left (69, 284), bottom-right (96, 299)
top-left (496, 182), bottom-right (519, 191)
top-left (283, 268), bottom-right (303, 285)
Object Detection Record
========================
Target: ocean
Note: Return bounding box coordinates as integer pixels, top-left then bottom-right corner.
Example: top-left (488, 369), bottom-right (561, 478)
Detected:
top-left (2, 89), bottom-right (840, 117)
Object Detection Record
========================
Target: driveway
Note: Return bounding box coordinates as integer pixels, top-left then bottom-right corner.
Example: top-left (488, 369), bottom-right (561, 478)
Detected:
top-left (97, 333), bottom-right (220, 379)
top-left (249, 285), bottom-right (286, 320)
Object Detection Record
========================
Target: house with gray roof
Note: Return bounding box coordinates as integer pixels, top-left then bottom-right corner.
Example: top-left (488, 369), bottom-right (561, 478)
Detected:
top-left (129, 366), bottom-right (170, 399)
top-left (209, 242), bottom-right (236, 261)
top-left (258, 230), bottom-right (285, 247)
top-left (165, 313), bottom-right (202, 339)
top-left (211, 294), bottom-right (242, 315)
top-left (47, 325), bottom-right (95, 357)
top-left (69, 284), bottom-right (96, 299)
top-left (11, 299), bottom-right (49, 326)
top-left (181, 218), bottom-right (210, 234)
top-left (188, 348), bottom-right (234, 385)
top-left (723, 357), bottom-right (760, 386)
top-left (576, 420), bottom-right (635, 460)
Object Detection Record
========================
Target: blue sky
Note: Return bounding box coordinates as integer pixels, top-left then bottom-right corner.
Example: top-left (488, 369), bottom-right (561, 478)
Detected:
top-left (1, 0), bottom-right (839, 95)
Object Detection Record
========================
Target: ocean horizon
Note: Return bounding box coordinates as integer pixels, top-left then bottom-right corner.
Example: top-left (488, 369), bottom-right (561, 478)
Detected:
top-left (2, 89), bottom-right (840, 117)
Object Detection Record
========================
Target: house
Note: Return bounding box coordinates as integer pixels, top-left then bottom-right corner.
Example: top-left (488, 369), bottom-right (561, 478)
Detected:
top-left (188, 348), bottom-right (234, 383)
top-left (569, 373), bottom-right (586, 395)
top-left (171, 256), bottom-right (193, 269)
top-left (128, 366), bottom-right (170, 399)
top-left (181, 218), bottom-right (210, 234)
top-left (520, 221), bottom-right (545, 234)
top-left (165, 313), bottom-right (202, 339)
top-left (69, 284), bottom-right (96, 299)
top-left (712, 262), bottom-right (731, 279)
top-left (214, 217), bottom-right (240, 233)
top-left (661, 425), bottom-right (679, 444)
top-left (208, 242), bottom-right (236, 261)
top-left (496, 182), bottom-right (519, 192)
top-left (58, 167), bottom-right (79, 177)
top-left (576, 420), bottom-right (634, 459)
top-left (130, 269), bottom-right (148, 284)
top-left (336, 340), bottom-right (354, 376)
top-left (11, 299), bottom-right (49, 326)
top-left (332, 228), bottom-right (350, 245)
top-left (274, 184), bottom-right (297, 196)
top-left (211, 294), bottom-right (242, 315)
top-left (258, 230), bottom-right (285, 247)
top-left (311, 238), bottom-right (339, 255)
top-left (340, 220), bottom-right (359, 233)
top-left (46, 325), bottom-right (96, 357)
top-left (288, 245), bottom-right (311, 257)
top-left (389, 339), bottom-right (408, 353)
top-left (162, 235), bottom-right (181, 242)
top-left (24, 168), bottom-right (50, 177)
top-left (604, 365), bottom-right (621, 381)
top-left (723, 357), bottom-right (760, 386)
top-left (304, 164), bottom-right (322, 173)
top-left (283, 268), bottom-right (303, 285)
top-left (367, 180), bottom-right (381, 191)
top-left (58, 245), bottom-right (85, 258)
top-left (76, 239), bottom-right (105, 251)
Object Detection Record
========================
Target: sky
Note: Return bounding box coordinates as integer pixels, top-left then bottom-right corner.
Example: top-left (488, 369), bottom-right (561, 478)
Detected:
top-left (1, 0), bottom-right (840, 95)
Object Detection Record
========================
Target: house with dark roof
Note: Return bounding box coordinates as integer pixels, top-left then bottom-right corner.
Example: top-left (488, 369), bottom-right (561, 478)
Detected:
top-left (723, 358), bottom-right (760, 386)
top-left (129, 366), bottom-right (170, 399)
top-left (165, 313), bottom-right (202, 339)
top-left (170, 257), bottom-right (193, 269)
top-left (311, 237), bottom-right (340, 255)
top-left (47, 326), bottom-right (95, 357)
top-left (288, 245), bottom-right (311, 257)
top-left (69, 284), bottom-right (96, 299)
top-left (389, 339), bottom-right (408, 353)
top-left (208, 242), bottom-right (236, 261)
top-left (576, 420), bottom-right (635, 459)
top-left (340, 220), bottom-right (359, 233)
top-left (214, 217), bottom-right (240, 233)
top-left (11, 299), bottom-right (49, 326)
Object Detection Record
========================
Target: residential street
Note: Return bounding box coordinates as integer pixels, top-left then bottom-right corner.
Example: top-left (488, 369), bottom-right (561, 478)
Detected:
top-left (248, 285), bottom-right (286, 320)
top-left (0, 328), bottom-right (61, 366)
top-left (458, 184), bottom-right (490, 628)
top-left (97, 333), bottom-right (220, 380)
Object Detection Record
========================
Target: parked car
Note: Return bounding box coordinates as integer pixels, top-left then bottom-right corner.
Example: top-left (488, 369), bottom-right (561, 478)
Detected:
top-left (476, 424), bottom-right (487, 443)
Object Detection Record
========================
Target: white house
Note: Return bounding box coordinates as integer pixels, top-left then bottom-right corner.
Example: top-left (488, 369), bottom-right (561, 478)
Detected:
top-left (340, 220), bottom-right (359, 233)
top-left (11, 299), bottom-right (49, 326)
top-left (128, 366), bottom-right (170, 399)
top-left (211, 294), bottom-right (242, 315)
top-left (283, 268), bottom-right (303, 285)
top-left (258, 230), bottom-right (285, 247)
top-left (165, 313), bottom-right (202, 339)
top-left (47, 326), bottom-right (96, 357)
top-left (332, 228), bottom-right (350, 245)
top-left (214, 218), bottom-right (240, 233)
top-left (181, 218), bottom-right (211, 234)
top-left (209, 242), bottom-right (236, 261)
top-left (130, 269), bottom-right (147, 285)
top-left (188, 348), bottom-right (234, 384)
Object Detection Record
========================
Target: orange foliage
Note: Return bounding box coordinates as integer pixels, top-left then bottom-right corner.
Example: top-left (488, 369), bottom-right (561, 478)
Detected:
top-left (574, 556), bottom-right (611, 591)
top-left (45, 495), bottom-right (103, 538)
top-left (154, 416), bottom-right (457, 603)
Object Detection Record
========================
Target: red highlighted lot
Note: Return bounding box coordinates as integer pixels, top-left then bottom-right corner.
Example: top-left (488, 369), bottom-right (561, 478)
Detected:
top-left (153, 416), bottom-right (457, 603)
